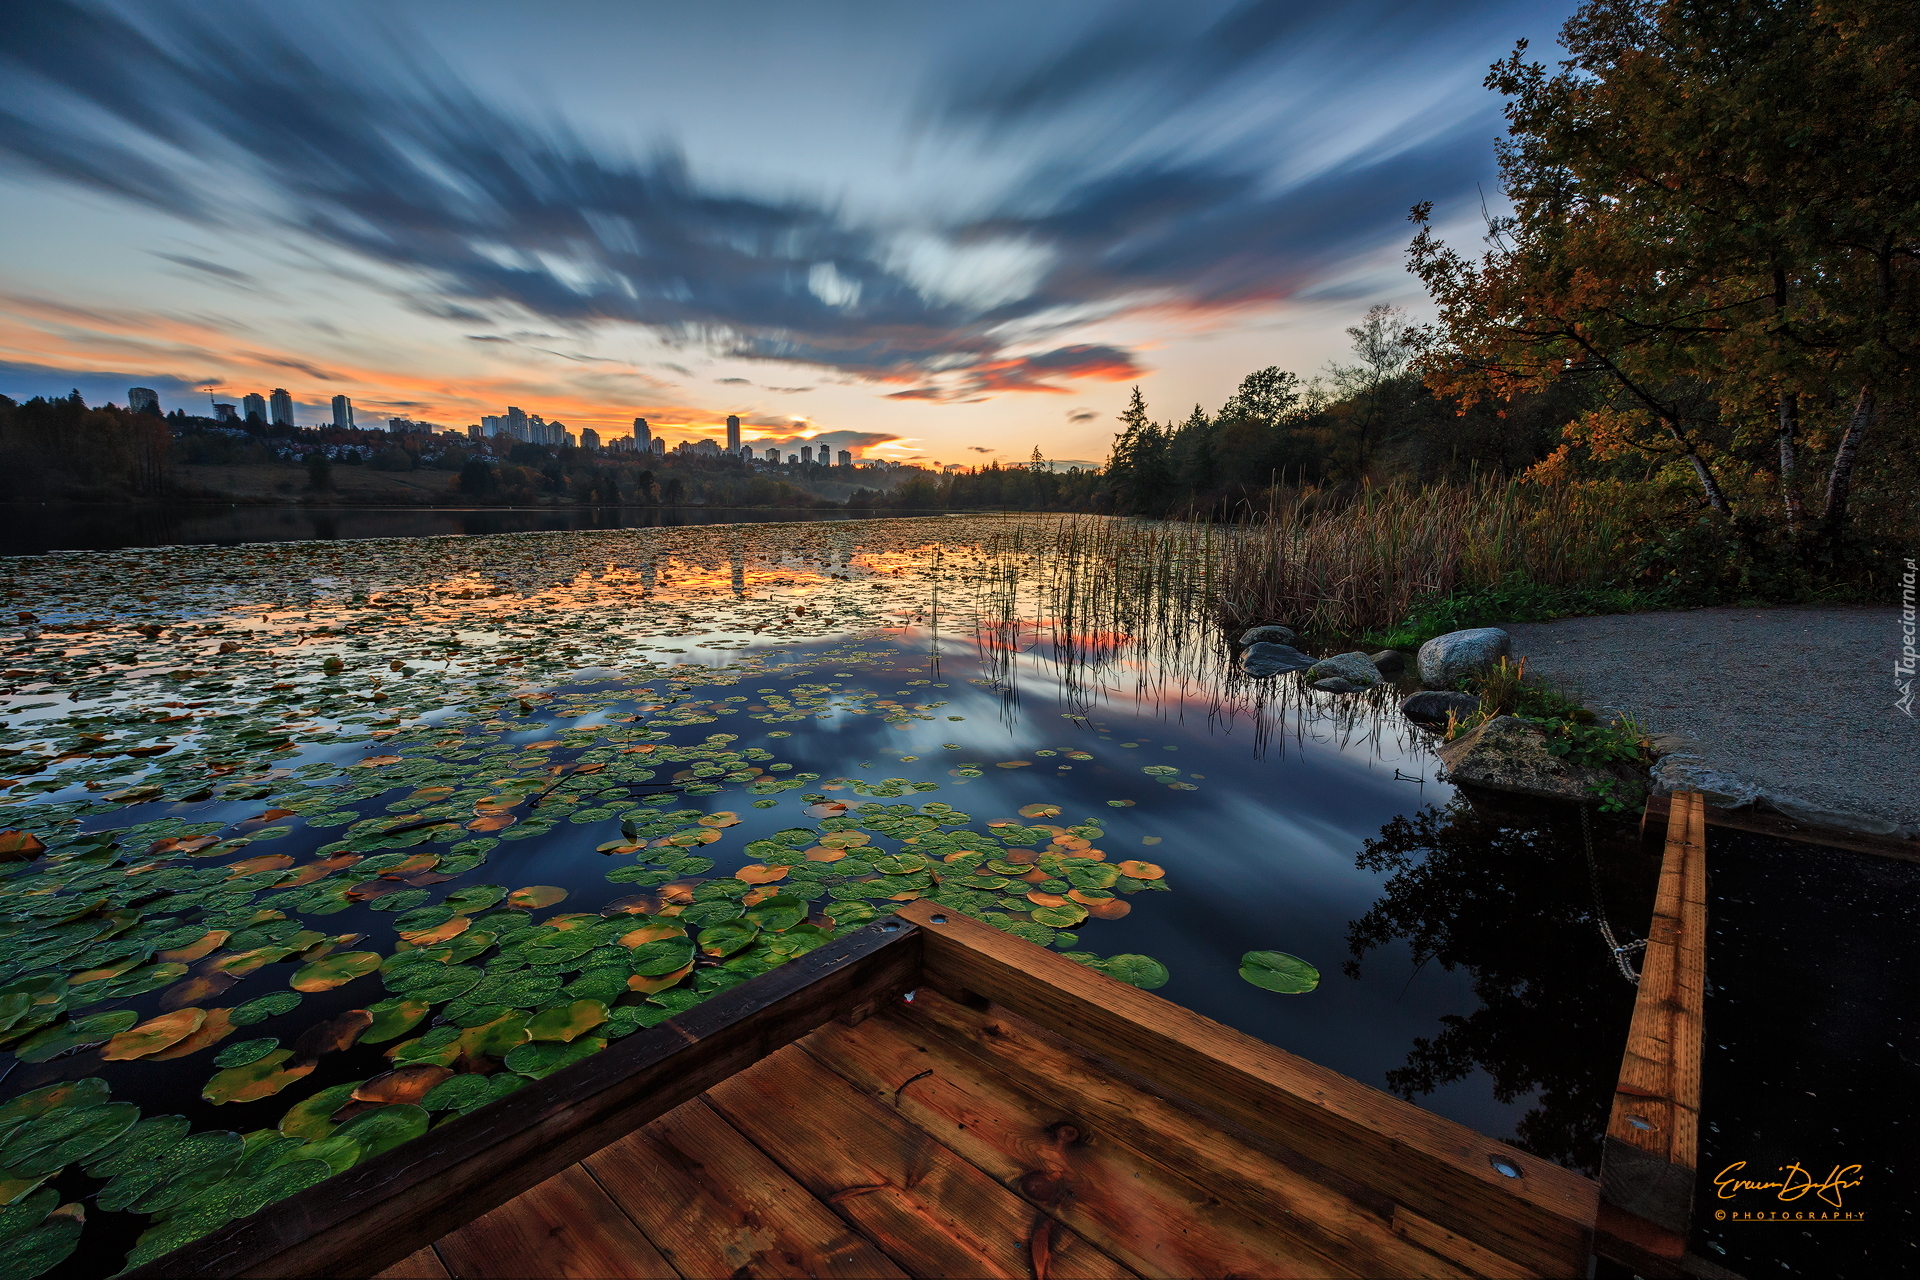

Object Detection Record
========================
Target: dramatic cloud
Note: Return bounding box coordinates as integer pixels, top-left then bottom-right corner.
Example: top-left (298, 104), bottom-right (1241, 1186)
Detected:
top-left (0, 1), bottom-right (1510, 403)
top-left (0, 360), bottom-right (208, 410)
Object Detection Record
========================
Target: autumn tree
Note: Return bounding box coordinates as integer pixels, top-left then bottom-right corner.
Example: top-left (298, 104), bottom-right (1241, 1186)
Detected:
top-left (1409, 0), bottom-right (1918, 540)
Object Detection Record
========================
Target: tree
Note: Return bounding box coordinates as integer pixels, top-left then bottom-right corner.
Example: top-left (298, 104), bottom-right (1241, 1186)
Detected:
top-left (457, 459), bottom-right (496, 496)
top-left (1409, 0), bottom-right (1919, 540)
top-left (1327, 305), bottom-right (1414, 474)
top-left (303, 452), bottom-right (332, 492)
top-left (660, 476), bottom-right (684, 505)
top-left (1103, 385), bottom-right (1175, 513)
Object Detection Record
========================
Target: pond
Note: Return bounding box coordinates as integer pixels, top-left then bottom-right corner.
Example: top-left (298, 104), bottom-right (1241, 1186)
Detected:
top-left (0, 504), bottom-right (939, 557)
top-left (0, 515), bottom-right (1656, 1277)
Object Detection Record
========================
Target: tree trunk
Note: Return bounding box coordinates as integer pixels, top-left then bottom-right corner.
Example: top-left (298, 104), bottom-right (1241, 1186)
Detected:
top-left (1777, 394), bottom-right (1803, 533)
top-left (1663, 419), bottom-right (1732, 517)
top-left (1821, 385), bottom-right (1874, 536)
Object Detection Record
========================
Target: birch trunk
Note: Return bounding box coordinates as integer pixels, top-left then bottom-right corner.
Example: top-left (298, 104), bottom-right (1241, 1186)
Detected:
top-left (1821, 385), bottom-right (1874, 535)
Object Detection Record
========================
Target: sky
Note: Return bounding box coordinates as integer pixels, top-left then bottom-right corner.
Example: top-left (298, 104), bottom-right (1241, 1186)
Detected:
top-left (0, 0), bottom-right (1575, 466)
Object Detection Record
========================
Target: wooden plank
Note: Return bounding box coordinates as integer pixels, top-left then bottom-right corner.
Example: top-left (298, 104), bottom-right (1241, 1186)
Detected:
top-left (706, 1042), bottom-right (1138, 1280)
top-left (434, 1164), bottom-right (677, 1280)
top-left (1642, 791), bottom-right (1919, 863)
top-left (1599, 790), bottom-right (1707, 1266)
top-left (128, 918), bottom-right (923, 1279)
top-left (883, 987), bottom-right (1507, 1280)
top-left (581, 1098), bottom-right (908, 1280)
top-left (893, 901), bottom-right (1597, 1277)
top-left (372, 1249), bottom-right (449, 1280)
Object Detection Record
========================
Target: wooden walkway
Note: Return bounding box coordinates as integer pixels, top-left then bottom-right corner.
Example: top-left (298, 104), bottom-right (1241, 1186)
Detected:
top-left (380, 982), bottom-right (1566, 1280)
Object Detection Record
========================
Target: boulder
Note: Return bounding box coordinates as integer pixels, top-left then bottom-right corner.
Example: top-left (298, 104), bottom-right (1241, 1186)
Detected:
top-left (1240, 641), bottom-right (1314, 678)
top-left (1434, 715), bottom-right (1617, 803)
top-left (1312, 677), bottom-right (1366, 693)
top-left (1305, 651), bottom-right (1381, 686)
top-left (1757, 793), bottom-right (1903, 837)
top-left (1238, 624), bottom-right (1298, 646)
top-left (1650, 755), bottom-right (1759, 808)
top-left (1417, 627), bottom-right (1512, 689)
top-left (1400, 690), bottom-right (1481, 724)
top-left (1369, 650), bottom-right (1405, 674)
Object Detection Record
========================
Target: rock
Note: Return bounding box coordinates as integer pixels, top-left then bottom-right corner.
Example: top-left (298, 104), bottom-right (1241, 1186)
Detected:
top-left (1304, 651), bottom-right (1381, 686)
top-left (1312, 677), bottom-right (1366, 693)
top-left (1238, 624), bottom-right (1298, 646)
top-left (1435, 715), bottom-right (1618, 803)
top-left (1240, 642), bottom-right (1314, 677)
top-left (1644, 732), bottom-right (1696, 758)
top-left (1650, 755), bottom-right (1759, 808)
top-left (1400, 691), bottom-right (1481, 724)
top-left (1417, 627), bottom-right (1512, 688)
top-left (1369, 650), bottom-right (1405, 674)
top-left (1757, 794), bottom-right (1904, 837)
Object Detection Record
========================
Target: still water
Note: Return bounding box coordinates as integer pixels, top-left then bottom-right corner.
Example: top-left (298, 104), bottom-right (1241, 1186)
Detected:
top-left (0, 515), bottom-right (1654, 1277)
top-left (0, 504), bottom-right (934, 556)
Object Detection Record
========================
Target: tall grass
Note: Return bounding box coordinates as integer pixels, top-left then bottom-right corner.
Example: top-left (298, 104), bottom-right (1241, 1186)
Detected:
top-left (1212, 479), bottom-right (1656, 640)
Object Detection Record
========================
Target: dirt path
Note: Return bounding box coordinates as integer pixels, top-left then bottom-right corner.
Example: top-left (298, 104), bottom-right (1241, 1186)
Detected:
top-left (1502, 605), bottom-right (1917, 834)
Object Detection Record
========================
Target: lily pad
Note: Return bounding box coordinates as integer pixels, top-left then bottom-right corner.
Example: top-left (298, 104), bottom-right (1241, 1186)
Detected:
top-left (332, 1104), bottom-right (430, 1159)
top-left (362, 998), bottom-right (432, 1044)
top-left (212, 1038), bottom-right (280, 1069)
top-left (13, 1010), bottom-right (138, 1064)
top-left (742, 894), bottom-right (807, 932)
top-left (630, 938), bottom-right (696, 976)
top-left (352, 1066), bottom-right (455, 1106)
top-left (273, 1132), bottom-right (362, 1176)
top-left (506, 885), bottom-right (567, 909)
top-left (504, 1036), bottom-right (606, 1080)
top-left (203, 1049), bottom-right (316, 1104)
top-left (231, 991), bottom-right (303, 1026)
top-left (697, 920), bottom-right (760, 957)
top-left (102, 1008), bottom-right (208, 1061)
top-left (1238, 950), bottom-right (1320, 994)
top-left (526, 1000), bottom-right (608, 1043)
top-left (1099, 955), bottom-right (1170, 989)
top-left (278, 1081), bottom-right (365, 1140)
top-left (418, 1073), bottom-right (496, 1114)
top-left (289, 951), bottom-right (382, 992)
top-left (0, 1103), bottom-right (140, 1177)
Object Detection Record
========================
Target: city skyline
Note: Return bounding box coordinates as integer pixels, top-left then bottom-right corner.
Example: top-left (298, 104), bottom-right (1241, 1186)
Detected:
top-left (0, 0), bottom-right (1574, 467)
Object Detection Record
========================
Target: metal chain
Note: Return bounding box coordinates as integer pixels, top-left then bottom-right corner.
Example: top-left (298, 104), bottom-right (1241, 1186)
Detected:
top-left (1580, 800), bottom-right (1644, 984)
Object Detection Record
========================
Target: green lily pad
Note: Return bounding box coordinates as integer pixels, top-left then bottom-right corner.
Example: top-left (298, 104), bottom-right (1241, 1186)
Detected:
top-left (1029, 903), bottom-right (1089, 928)
top-left (629, 938), bottom-right (695, 976)
top-left (525, 1000), bottom-right (608, 1043)
top-left (0, 1205), bottom-right (82, 1279)
top-left (272, 1133), bottom-right (362, 1177)
top-left (212, 1038), bottom-right (280, 1068)
top-left (332, 1105), bottom-right (429, 1159)
top-left (203, 1049), bottom-right (315, 1105)
top-left (382, 962), bottom-right (481, 1003)
top-left (277, 1081), bottom-right (365, 1141)
top-left (1099, 955), bottom-right (1170, 989)
top-left (507, 885), bottom-right (567, 909)
top-left (0, 1188), bottom-right (57, 1246)
top-left (362, 998), bottom-right (432, 1043)
top-left (1238, 950), bottom-right (1319, 994)
top-left (443, 884), bottom-right (506, 913)
top-left (696, 920), bottom-right (760, 957)
top-left (0, 1103), bottom-right (140, 1178)
top-left (504, 1036), bottom-right (606, 1080)
top-left (821, 901), bottom-right (878, 927)
top-left (12, 1010), bottom-right (138, 1064)
top-left (742, 894), bottom-right (807, 932)
top-left (231, 991), bottom-right (303, 1026)
top-left (80, 1115), bottom-right (190, 1178)
top-left (419, 1073), bottom-right (495, 1114)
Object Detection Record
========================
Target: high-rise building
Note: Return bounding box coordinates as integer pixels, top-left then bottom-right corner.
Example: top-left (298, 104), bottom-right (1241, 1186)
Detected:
top-left (786, 452), bottom-right (798, 465)
top-left (631, 417), bottom-right (651, 449)
top-left (213, 402), bottom-right (238, 422)
top-left (241, 392), bottom-right (267, 423)
top-left (580, 427), bottom-right (600, 451)
top-left (331, 395), bottom-right (354, 428)
top-left (128, 387), bottom-right (160, 415)
top-left (480, 415), bottom-right (503, 436)
top-left (800, 445), bottom-right (813, 465)
top-left (269, 388), bottom-right (293, 427)
top-left (837, 449), bottom-right (852, 466)
top-left (388, 418), bottom-right (411, 433)
top-left (725, 415), bottom-right (741, 453)
top-left (506, 406), bottom-right (529, 441)
top-left (651, 436), bottom-right (666, 456)
top-left (467, 424), bottom-right (483, 440)
top-left (765, 446), bottom-right (780, 463)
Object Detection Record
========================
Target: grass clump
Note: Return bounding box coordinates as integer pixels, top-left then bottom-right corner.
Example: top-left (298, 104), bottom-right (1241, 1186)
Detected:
top-left (1442, 658), bottom-right (1651, 811)
top-left (1366, 580), bottom-right (1669, 651)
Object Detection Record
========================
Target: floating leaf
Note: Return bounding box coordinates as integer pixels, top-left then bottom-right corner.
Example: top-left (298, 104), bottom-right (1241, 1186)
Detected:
top-left (455, 1011), bottom-right (529, 1059)
top-left (291, 1009), bottom-right (373, 1057)
top-left (102, 1009), bottom-right (207, 1061)
top-left (697, 920), bottom-right (760, 958)
top-left (617, 919), bottom-right (685, 948)
top-left (1030, 903), bottom-right (1088, 928)
top-left (625, 962), bottom-right (694, 995)
top-left (0, 1103), bottom-right (140, 1177)
top-left (1084, 898), bottom-right (1131, 920)
top-left (203, 1050), bottom-right (316, 1104)
top-left (157, 930), bottom-right (230, 963)
top-left (505, 1036), bottom-right (606, 1080)
top-left (1116, 860), bottom-right (1164, 880)
top-left (361, 999), bottom-right (431, 1044)
top-left (526, 1000), bottom-right (608, 1043)
top-left (742, 894), bottom-right (807, 932)
top-left (212, 1038), bottom-right (280, 1069)
top-left (506, 885), bottom-right (567, 909)
top-left (1099, 955), bottom-right (1170, 989)
top-left (151, 1007), bottom-right (236, 1060)
top-left (0, 831), bottom-right (47, 861)
top-left (396, 916), bottom-right (471, 946)
top-left (695, 811), bottom-right (741, 828)
top-left (290, 951), bottom-right (382, 992)
top-left (630, 938), bottom-right (696, 976)
top-left (352, 1066), bottom-right (454, 1106)
top-left (273, 1133), bottom-right (361, 1176)
top-left (0, 1203), bottom-right (81, 1278)
top-left (1238, 951), bottom-right (1319, 994)
top-left (733, 864), bottom-right (789, 885)
top-left (1017, 804), bottom-right (1062, 818)
top-left (277, 1081), bottom-right (365, 1141)
top-left (331, 1105), bottom-right (429, 1159)
top-left (81, 1115), bottom-right (190, 1179)
top-left (231, 991), bottom-right (302, 1026)
top-left (419, 1074), bottom-right (496, 1114)
top-left (13, 1010), bottom-right (138, 1064)
top-left (442, 884), bottom-right (506, 913)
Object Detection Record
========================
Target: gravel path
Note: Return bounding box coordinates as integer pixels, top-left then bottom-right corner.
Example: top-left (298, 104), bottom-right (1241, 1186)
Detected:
top-left (1501, 605), bottom-right (1919, 834)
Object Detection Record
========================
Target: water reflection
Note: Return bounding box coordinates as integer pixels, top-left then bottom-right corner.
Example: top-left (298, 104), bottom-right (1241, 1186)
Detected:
top-left (0, 503), bottom-right (935, 556)
top-left (1343, 792), bottom-right (1660, 1174)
